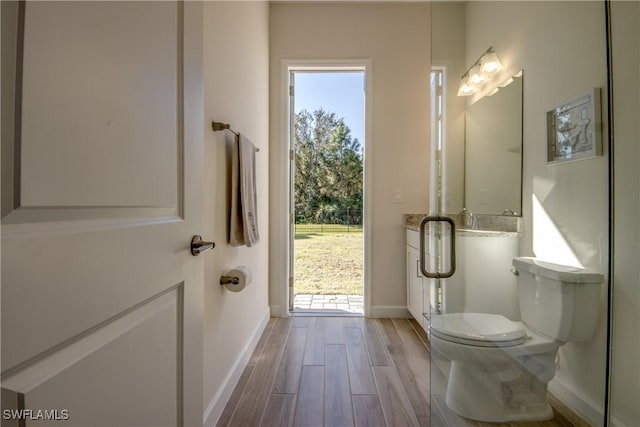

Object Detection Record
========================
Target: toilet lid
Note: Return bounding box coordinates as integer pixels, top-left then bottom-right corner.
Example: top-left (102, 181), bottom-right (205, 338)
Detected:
top-left (430, 313), bottom-right (526, 346)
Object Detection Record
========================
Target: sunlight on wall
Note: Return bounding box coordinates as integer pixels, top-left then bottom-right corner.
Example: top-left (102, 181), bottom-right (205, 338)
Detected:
top-left (532, 194), bottom-right (583, 268)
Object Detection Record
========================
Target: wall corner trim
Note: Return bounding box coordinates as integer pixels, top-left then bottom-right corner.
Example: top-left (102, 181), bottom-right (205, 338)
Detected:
top-left (202, 307), bottom-right (271, 426)
top-left (269, 305), bottom-right (284, 317)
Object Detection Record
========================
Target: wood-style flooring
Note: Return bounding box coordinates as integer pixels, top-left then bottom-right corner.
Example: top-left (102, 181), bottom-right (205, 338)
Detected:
top-left (216, 317), bottom-right (585, 427)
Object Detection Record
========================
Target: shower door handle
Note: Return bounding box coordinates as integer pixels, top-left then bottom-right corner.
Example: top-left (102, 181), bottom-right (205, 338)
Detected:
top-left (419, 215), bottom-right (456, 279)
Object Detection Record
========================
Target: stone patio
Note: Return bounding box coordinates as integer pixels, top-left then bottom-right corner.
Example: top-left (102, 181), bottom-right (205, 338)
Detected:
top-left (293, 294), bottom-right (363, 314)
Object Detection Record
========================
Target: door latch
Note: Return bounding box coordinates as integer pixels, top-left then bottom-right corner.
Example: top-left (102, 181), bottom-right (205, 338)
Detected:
top-left (191, 235), bottom-right (215, 256)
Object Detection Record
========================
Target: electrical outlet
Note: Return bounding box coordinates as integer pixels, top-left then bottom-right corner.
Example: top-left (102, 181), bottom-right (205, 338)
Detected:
top-left (393, 189), bottom-right (403, 203)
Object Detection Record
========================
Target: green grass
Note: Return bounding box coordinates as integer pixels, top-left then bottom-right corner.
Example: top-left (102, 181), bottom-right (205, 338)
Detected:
top-left (294, 232), bottom-right (363, 295)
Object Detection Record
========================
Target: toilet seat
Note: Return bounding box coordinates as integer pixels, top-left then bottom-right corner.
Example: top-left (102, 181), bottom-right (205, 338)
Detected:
top-left (430, 313), bottom-right (527, 347)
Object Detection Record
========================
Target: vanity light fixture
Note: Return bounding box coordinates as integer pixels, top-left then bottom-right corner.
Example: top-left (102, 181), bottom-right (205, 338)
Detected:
top-left (480, 49), bottom-right (503, 73)
top-left (457, 47), bottom-right (504, 97)
top-left (457, 79), bottom-right (475, 96)
top-left (469, 65), bottom-right (484, 84)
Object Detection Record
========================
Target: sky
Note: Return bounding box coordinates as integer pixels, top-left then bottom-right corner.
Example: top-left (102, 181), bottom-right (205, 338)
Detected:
top-left (294, 72), bottom-right (365, 146)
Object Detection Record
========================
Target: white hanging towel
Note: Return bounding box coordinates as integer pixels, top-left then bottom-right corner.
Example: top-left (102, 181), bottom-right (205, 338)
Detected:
top-left (230, 134), bottom-right (260, 247)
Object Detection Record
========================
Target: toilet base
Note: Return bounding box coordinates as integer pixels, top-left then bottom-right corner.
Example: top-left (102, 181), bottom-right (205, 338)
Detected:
top-left (445, 361), bottom-right (554, 422)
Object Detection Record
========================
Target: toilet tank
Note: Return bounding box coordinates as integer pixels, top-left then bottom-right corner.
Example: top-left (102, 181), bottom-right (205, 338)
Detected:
top-left (512, 257), bottom-right (604, 342)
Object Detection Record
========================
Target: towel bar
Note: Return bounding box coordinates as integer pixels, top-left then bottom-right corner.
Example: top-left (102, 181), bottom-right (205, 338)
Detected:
top-left (211, 121), bottom-right (260, 152)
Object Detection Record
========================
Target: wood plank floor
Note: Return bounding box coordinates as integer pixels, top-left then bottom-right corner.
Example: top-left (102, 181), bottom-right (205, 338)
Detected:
top-left (217, 317), bottom-right (583, 427)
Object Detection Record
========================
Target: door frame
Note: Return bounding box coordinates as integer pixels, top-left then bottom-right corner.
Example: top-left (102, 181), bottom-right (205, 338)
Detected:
top-left (279, 59), bottom-right (373, 316)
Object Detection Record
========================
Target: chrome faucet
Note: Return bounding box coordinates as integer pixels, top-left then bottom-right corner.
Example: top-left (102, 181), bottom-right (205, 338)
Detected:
top-left (460, 208), bottom-right (478, 230)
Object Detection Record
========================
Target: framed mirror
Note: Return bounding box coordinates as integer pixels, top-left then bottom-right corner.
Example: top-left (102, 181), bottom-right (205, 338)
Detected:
top-left (464, 71), bottom-right (523, 215)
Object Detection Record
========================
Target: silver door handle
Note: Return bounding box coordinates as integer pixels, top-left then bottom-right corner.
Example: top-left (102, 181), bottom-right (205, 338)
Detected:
top-left (191, 235), bottom-right (215, 256)
top-left (419, 216), bottom-right (456, 278)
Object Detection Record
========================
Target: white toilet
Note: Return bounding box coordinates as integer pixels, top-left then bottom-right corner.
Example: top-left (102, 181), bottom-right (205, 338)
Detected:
top-left (430, 257), bottom-right (603, 423)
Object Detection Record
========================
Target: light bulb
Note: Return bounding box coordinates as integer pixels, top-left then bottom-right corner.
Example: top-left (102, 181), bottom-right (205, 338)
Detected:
top-left (481, 51), bottom-right (503, 74)
top-left (469, 65), bottom-right (484, 84)
top-left (457, 76), bottom-right (475, 96)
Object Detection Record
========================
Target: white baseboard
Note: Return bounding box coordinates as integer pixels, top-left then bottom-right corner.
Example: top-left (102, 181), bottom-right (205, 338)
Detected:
top-left (610, 415), bottom-right (629, 427)
top-left (203, 307), bottom-right (271, 426)
top-left (548, 377), bottom-right (604, 427)
top-left (368, 305), bottom-right (410, 318)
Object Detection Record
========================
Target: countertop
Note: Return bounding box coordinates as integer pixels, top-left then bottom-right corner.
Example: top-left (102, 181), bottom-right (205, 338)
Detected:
top-left (404, 213), bottom-right (521, 237)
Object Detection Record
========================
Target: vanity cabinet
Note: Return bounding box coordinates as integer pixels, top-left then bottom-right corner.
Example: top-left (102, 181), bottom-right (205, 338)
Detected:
top-left (407, 245), bottom-right (424, 324)
top-left (405, 214), bottom-right (521, 334)
top-left (406, 229), bottom-right (431, 333)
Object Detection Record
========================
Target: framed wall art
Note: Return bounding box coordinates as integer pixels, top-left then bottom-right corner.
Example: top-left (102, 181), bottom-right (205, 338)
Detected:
top-left (546, 88), bottom-right (602, 164)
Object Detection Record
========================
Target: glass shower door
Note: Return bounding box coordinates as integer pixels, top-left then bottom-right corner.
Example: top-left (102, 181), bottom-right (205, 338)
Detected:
top-left (428, 2), bottom-right (611, 426)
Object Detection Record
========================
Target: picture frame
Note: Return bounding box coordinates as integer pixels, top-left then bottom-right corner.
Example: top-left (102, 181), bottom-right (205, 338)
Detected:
top-left (546, 88), bottom-right (602, 164)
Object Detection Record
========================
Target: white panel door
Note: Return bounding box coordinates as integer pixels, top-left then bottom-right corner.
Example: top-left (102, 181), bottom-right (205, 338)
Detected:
top-left (1, 2), bottom-right (204, 426)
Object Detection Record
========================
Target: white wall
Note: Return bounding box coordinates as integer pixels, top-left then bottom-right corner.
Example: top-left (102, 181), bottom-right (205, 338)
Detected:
top-left (464, 2), bottom-right (609, 424)
top-left (202, 2), bottom-right (270, 425)
top-left (269, 2), bottom-right (431, 317)
top-left (610, 2), bottom-right (640, 426)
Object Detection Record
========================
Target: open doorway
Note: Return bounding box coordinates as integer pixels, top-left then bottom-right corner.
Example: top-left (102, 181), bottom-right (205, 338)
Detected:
top-left (288, 69), bottom-right (366, 314)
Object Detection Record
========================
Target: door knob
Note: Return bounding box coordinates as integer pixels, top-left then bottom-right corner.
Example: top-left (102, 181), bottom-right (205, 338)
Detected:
top-left (191, 235), bottom-right (215, 256)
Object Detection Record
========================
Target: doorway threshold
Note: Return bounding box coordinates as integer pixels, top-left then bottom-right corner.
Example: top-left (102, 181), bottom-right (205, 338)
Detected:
top-left (292, 293), bottom-right (363, 315)
top-left (289, 310), bottom-right (363, 317)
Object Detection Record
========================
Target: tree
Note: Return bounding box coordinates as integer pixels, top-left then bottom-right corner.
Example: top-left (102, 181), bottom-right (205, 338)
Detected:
top-left (294, 108), bottom-right (363, 224)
